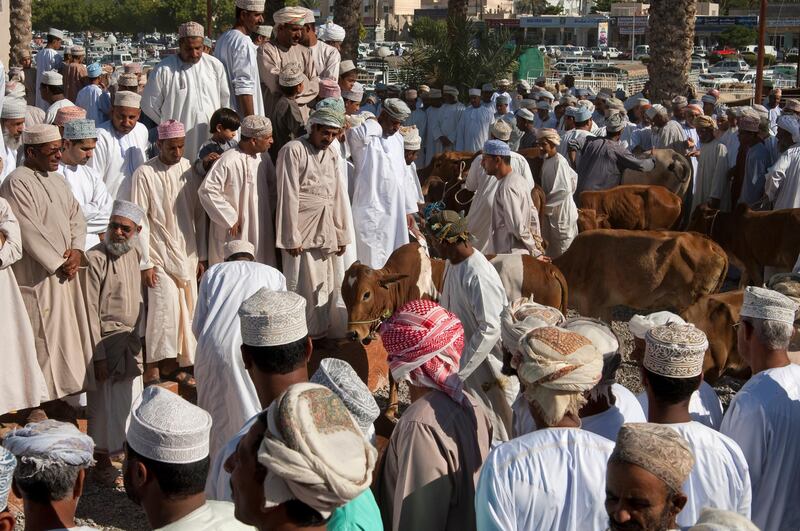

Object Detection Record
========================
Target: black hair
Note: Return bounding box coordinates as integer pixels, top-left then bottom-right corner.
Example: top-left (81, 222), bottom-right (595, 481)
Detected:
top-left (499, 154), bottom-right (511, 164)
top-left (576, 118), bottom-right (590, 128)
top-left (644, 368), bottom-right (701, 405)
top-left (244, 335), bottom-right (309, 374)
top-left (126, 444), bottom-right (209, 499)
top-left (47, 35), bottom-right (60, 45)
top-left (42, 84), bottom-right (64, 96)
top-left (279, 83), bottom-right (301, 97)
top-left (210, 107), bottom-right (240, 132)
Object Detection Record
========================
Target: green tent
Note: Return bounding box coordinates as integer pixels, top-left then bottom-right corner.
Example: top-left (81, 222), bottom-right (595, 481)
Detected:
top-left (518, 47), bottom-right (545, 82)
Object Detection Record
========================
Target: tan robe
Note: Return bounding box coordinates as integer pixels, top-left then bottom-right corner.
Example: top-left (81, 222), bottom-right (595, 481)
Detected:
top-left (84, 243), bottom-right (144, 453)
top-left (0, 166), bottom-right (94, 400)
top-left (0, 197), bottom-right (48, 413)
top-left (132, 157), bottom-right (207, 366)
top-left (275, 138), bottom-right (350, 338)
top-left (62, 62), bottom-right (88, 103)
top-left (257, 41), bottom-right (319, 119)
top-left (491, 171), bottom-right (543, 256)
top-left (198, 148), bottom-right (277, 266)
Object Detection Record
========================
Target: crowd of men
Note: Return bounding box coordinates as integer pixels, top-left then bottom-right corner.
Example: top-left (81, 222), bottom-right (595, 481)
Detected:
top-left (0, 0), bottom-right (799, 528)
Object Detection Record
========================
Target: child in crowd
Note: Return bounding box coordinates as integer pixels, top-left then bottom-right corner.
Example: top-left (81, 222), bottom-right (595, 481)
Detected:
top-left (195, 107), bottom-right (240, 176)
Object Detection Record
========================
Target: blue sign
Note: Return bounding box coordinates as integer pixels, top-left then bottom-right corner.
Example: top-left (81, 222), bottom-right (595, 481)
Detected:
top-left (694, 16), bottom-right (758, 28)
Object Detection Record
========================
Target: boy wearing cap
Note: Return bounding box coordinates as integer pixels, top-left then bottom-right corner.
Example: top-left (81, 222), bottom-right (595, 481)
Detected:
top-left (269, 62), bottom-right (307, 157)
top-left (75, 63), bottom-right (105, 124)
top-left (35, 28), bottom-right (64, 110)
top-left (60, 119), bottom-right (113, 250)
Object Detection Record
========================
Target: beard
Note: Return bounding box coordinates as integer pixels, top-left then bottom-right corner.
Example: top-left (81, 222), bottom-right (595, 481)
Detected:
top-left (104, 232), bottom-right (137, 257)
top-left (4, 131), bottom-right (21, 151)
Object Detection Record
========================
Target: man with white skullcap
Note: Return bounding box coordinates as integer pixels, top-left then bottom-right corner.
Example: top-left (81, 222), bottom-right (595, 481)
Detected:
top-left (124, 386), bottom-right (251, 530)
top-left (436, 85), bottom-right (464, 156)
top-left (214, 0), bottom-right (266, 118)
top-left (606, 423), bottom-right (695, 531)
top-left (82, 199), bottom-right (145, 486)
top-left (0, 100), bottom-right (26, 182)
top-left (259, 6), bottom-right (320, 118)
top-left (41, 71), bottom-right (76, 125)
top-left (536, 128), bottom-right (578, 257)
top-left (401, 88), bottom-right (426, 158)
top-left (300, 9), bottom-right (340, 80)
top-left (91, 90), bottom-right (149, 200)
top-left (691, 113), bottom-right (730, 215)
top-left (765, 114), bottom-right (800, 210)
top-left (35, 28), bottom-right (64, 110)
top-left (476, 326), bottom-right (614, 530)
top-left (559, 104), bottom-right (595, 168)
top-left (722, 286), bottom-right (800, 530)
top-left (199, 115), bottom-right (277, 267)
top-left (455, 87), bottom-right (495, 152)
top-left (1, 124), bottom-right (94, 408)
top-left (639, 324), bottom-right (752, 527)
top-left (629, 311), bottom-right (724, 429)
top-left (275, 103), bottom-right (351, 339)
top-left (252, 25), bottom-right (272, 46)
top-left (143, 21), bottom-right (231, 164)
top-left (4, 420), bottom-right (96, 530)
top-left (400, 125), bottom-right (425, 212)
top-left (348, 97), bottom-right (416, 268)
top-left (515, 107), bottom-right (536, 150)
top-left (58, 119), bottom-right (113, 250)
top-left (343, 81), bottom-right (364, 115)
top-left (132, 120), bottom-right (208, 387)
top-left (0, 446), bottom-right (15, 530)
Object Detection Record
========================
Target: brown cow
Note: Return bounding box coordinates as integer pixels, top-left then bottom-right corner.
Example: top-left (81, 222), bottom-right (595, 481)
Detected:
top-left (689, 203), bottom-right (800, 286)
top-left (577, 185), bottom-right (682, 231)
top-left (553, 229), bottom-right (728, 321)
top-left (622, 148), bottom-right (694, 198)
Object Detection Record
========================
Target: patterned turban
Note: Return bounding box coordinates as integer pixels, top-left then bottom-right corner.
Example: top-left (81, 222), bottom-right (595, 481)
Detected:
top-left (427, 209), bottom-right (470, 243)
top-left (157, 119), bottom-right (185, 140)
top-left (693, 114), bottom-right (717, 130)
top-left (318, 77), bottom-right (341, 99)
top-left (610, 423), bottom-right (694, 492)
top-left (536, 128), bottom-right (561, 146)
top-left (381, 300), bottom-right (466, 403)
top-left (514, 326), bottom-right (603, 425)
top-left (53, 105), bottom-right (86, 127)
top-left (308, 105), bottom-right (345, 129)
top-left (500, 297), bottom-right (560, 359)
top-left (382, 98), bottom-right (411, 121)
top-left (4, 420), bottom-right (95, 470)
top-left (273, 6), bottom-right (308, 26)
top-left (310, 358), bottom-right (380, 436)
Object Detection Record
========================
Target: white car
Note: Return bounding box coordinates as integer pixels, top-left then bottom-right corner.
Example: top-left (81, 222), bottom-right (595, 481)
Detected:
top-left (709, 58), bottom-right (749, 73)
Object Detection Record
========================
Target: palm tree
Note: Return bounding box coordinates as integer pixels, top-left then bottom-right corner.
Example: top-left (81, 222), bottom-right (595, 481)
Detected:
top-left (10, 0), bottom-right (32, 66)
top-left (447, 0), bottom-right (469, 41)
top-left (266, 0), bottom-right (286, 25)
top-left (646, 0), bottom-right (697, 103)
top-left (334, 0), bottom-right (361, 60)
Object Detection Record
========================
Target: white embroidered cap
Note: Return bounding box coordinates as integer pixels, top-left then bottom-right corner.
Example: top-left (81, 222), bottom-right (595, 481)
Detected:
top-left (223, 240), bottom-right (256, 260)
top-left (114, 90), bottom-right (142, 109)
top-left (628, 311), bottom-right (687, 340)
top-left (239, 288), bottom-right (308, 346)
top-left (41, 71), bottom-right (63, 86)
top-left (111, 200), bottom-right (145, 225)
top-left (644, 324), bottom-right (708, 379)
top-left (740, 286), bottom-right (798, 325)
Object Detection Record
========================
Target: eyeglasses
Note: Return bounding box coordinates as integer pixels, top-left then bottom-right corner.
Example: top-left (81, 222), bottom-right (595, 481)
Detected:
top-left (108, 221), bottom-right (135, 234)
top-left (37, 146), bottom-right (65, 156)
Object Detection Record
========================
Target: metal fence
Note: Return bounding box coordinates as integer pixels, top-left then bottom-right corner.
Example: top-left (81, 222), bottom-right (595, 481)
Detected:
top-left (539, 72), bottom-right (647, 95)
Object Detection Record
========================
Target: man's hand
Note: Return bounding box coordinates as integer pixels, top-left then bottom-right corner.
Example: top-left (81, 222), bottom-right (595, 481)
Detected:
top-left (407, 214), bottom-right (415, 230)
top-left (94, 359), bottom-right (109, 382)
top-left (142, 267), bottom-right (158, 289)
top-left (536, 254), bottom-right (552, 263)
top-left (229, 220), bottom-right (241, 238)
top-left (202, 152), bottom-right (221, 171)
top-left (286, 247), bottom-right (303, 257)
top-left (336, 245), bottom-right (346, 256)
top-left (59, 249), bottom-right (82, 280)
top-left (197, 260), bottom-right (208, 281)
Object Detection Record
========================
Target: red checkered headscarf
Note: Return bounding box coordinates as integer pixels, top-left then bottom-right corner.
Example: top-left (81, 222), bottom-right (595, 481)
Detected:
top-left (380, 300), bottom-right (466, 404)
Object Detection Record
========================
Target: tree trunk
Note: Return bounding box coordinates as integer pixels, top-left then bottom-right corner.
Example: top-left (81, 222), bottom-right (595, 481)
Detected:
top-left (334, 0), bottom-right (361, 60)
top-left (9, 0), bottom-right (32, 66)
top-left (265, 0), bottom-right (286, 25)
top-left (447, 0), bottom-right (469, 41)
top-left (646, 0), bottom-right (697, 103)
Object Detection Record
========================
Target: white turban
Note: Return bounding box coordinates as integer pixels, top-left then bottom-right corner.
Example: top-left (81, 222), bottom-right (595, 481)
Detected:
top-left (777, 114), bottom-right (800, 144)
top-left (628, 311), bottom-right (686, 340)
top-left (382, 98), bottom-right (411, 121)
top-left (536, 128), bottom-right (561, 146)
top-left (273, 6), bottom-right (308, 25)
top-left (322, 22), bottom-right (345, 41)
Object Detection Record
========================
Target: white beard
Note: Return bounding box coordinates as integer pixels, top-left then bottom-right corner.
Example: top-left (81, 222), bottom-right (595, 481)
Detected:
top-left (104, 232), bottom-right (139, 257)
top-left (4, 132), bottom-right (21, 151)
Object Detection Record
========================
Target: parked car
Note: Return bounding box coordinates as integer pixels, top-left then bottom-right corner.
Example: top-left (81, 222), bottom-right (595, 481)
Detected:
top-left (740, 45), bottom-right (777, 57)
top-left (732, 71), bottom-right (756, 84)
top-left (693, 46), bottom-right (707, 58)
top-left (709, 58), bottom-right (749, 73)
top-left (690, 58), bottom-right (709, 73)
top-left (712, 47), bottom-right (737, 56)
top-left (633, 45), bottom-right (650, 60)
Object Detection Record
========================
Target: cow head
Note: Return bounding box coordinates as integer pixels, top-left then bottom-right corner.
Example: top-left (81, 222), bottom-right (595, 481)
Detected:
top-left (687, 203), bottom-right (719, 235)
top-left (341, 261), bottom-right (408, 343)
top-left (576, 209), bottom-right (608, 232)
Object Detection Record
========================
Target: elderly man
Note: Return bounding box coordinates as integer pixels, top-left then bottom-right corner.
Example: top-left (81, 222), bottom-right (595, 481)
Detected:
top-left (482, 139), bottom-right (543, 256)
top-left (41, 72), bottom-right (75, 125)
top-left (258, 6), bottom-right (319, 118)
top-left (649, 104), bottom-right (689, 152)
top-left (125, 386), bottom-right (251, 530)
top-left (721, 286), bottom-right (800, 530)
top-left (733, 113), bottom-right (770, 207)
top-left (302, 10), bottom-right (340, 79)
top-left (83, 199), bottom-right (145, 486)
top-left (576, 113), bottom-right (655, 195)
top-left (0, 123), bottom-right (93, 405)
top-left (476, 326), bottom-right (613, 530)
top-left (75, 62), bottom-right (104, 123)
top-left (560, 104), bottom-right (594, 168)
top-left (0, 100), bottom-right (26, 182)
top-left (537, 128), bottom-right (578, 258)
top-left (193, 241), bottom-right (286, 461)
top-left (428, 211), bottom-right (513, 442)
top-left (348, 98), bottom-right (415, 268)
top-left (132, 120), bottom-right (207, 387)
top-left (35, 28), bottom-right (64, 110)
top-left (765, 115), bottom-right (800, 209)
top-left (62, 45), bottom-right (87, 103)
top-left (4, 420), bottom-right (95, 530)
top-left (691, 114), bottom-right (729, 214)
top-left (92, 91), bottom-right (149, 200)
top-left (214, 0), bottom-right (265, 118)
top-left (198, 115), bottom-right (277, 266)
top-left (378, 300), bottom-right (493, 531)
top-left (456, 88), bottom-right (494, 153)
top-left (230, 383), bottom-right (377, 530)
top-left (59, 119), bottom-right (113, 250)
top-left (606, 423), bottom-right (695, 531)
top-left (276, 105), bottom-right (350, 339)
top-left (143, 22), bottom-right (230, 164)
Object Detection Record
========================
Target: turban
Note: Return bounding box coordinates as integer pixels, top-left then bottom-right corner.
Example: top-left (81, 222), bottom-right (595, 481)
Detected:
top-left (114, 90), bottom-right (141, 109)
top-left (496, 95), bottom-right (509, 105)
top-left (258, 383), bottom-right (376, 519)
top-left (279, 62), bottom-right (305, 87)
top-left (629, 311), bottom-right (687, 340)
top-left (63, 119), bottom-right (96, 141)
top-left (427, 209), bottom-right (470, 243)
top-left (255, 25), bottom-right (273, 38)
top-left (235, 0), bottom-right (265, 10)
top-left (4, 419), bottom-right (95, 469)
top-left (490, 119), bottom-right (512, 141)
top-left (382, 98), bottom-right (411, 121)
top-left (308, 105), bottom-right (345, 128)
top-left (538, 90), bottom-right (554, 101)
top-left (693, 114), bottom-right (717, 130)
top-left (535, 100), bottom-right (551, 111)
top-left (701, 94), bottom-right (717, 105)
top-left (343, 82), bottom-right (364, 103)
top-left (517, 80), bottom-right (531, 90)
top-left (483, 138), bottom-right (510, 156)
top-left (562, 317), bottom-right (620, 395)
top-left (381, 300), bottom-right (466, 403)
top-left (322, 22), bottom-right (345, 41)
top-left (223, 240), bottom-right (255, 260)
top-left (536, 128), bottom-right (560, 146)
top-left (1, 100), bottom-right (26, 120)
top-left (777, 114), bottom-right (800, 144)
top-left (560, 95), bottom-right (578, 107)
top-left (738, 115), bottom-right (760, 133)
top-left (241, 115), bottom-right (273, 138)
top-left (516, 108), bottom-right (535, 122)
top-left (41, 71), bottom-right (62, 86)
top-left (610, 423), bottom-right (694, 492)
top-left (315, 97), bottom-right (345, 114)
top-left (318, 77), bottom-right (341, 99)
top-left (519, 99), bottom-right (536, 110)
top-left (672, 95), bottom-right (688, 108)
top-left (689, 508), bottom-right (760, 531)
top-left (605, 112), bottom-right (625, 133)
top-left (126, 386), bottom-right (212, 464)
top-left (273, 6), bottom-right (308, 26)
top-left (23, 124), bottom-right (61, 145)
top-left (740, 286), bottom-right (798, 325)
top-left (645, 104), bottom-right (667, 120)
top-left (605, 97), bottom-right (625, 111)
top-left (53, 106), bottom-right (86, 127)
top-left (87, 63), bottom-right (102, 78)
top-left (500, 298), bottom-right (561, 354)
top-left (752, 104), bottom-right (769, 118)
top-left (514, 327), bottom-right (603, 425)
top-left (310, 358), bottom-right (379, 436)
top-left (112, 199), bottom-right (145, 225)
top-left (578, 99), bottom-right (595, 113)
top-left (400, 125), bottom-right (421, 150)
top-left (239, 288), bottom-right (307, 347)
top-left (783, 98), bottom-right (800, 114)
top-left (0, 446), bottom-right (15, 512)
top-left (497, 78), bottom-right (511, 86)
top-left (644, 324), bottom-right (708, 378)
top-left (443, 85), bottom-right (459, 97)
top-left (157, 119), bottom-right (185, 140)
top-left (178, 21), bottom-right (204, 38)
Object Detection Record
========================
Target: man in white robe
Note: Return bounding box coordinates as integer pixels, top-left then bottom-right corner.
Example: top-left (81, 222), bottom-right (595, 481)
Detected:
top-left (59, 119), bottom-right (113, 250)
top-left (0, 123), bottom-right (94, 403)
top-left (558, 105), bottom-right (594, 169)
top-left (436, 86), bottom-right (463, 155)
top-left (536, 129), bottom-right (578, 258)
top-left (348, 99), bottom-right (415, 268)
top-left (691, 114), bottom-right (729, 215)
top-left (75, 63), bottom-right (104, 124)
top-left (428, 210), bottom-right (513, 442)
top-left (533, 100), bottom-right (557, 130)
top-left (640, 324), bottom-right (752, 527)
top-left (35, 28), bottom-right (63, 110)
top-left (91, 91), bottom-right (149, 200)
top-left (1, 100), bottom-right (25, 183)
top-left (142, 22), bottom-right (230, 166)
top-left (40, 72), bottom-right (75, 125)
top-left (721, 286), bottom-right (800, 531)
top-left (198, 115), bottom-right (276, 266)
top-left (765, 114), bottom-right (800, 209)
top-left (193, 241), bottom-right (285, 461)
top-left (301, 10), bottom-right (340, 79)
top-left (650, 104), bottom-right (690, 152)
top-left (132, 120), bottom-right (207, 384)
top-left (422, 89), bottom-right (443, 167)
top-left (403, 89), bottom-right (427, 164)
top-left (214, 0), bottom-right (265, 118)
top-left (456, 88), bottom-right (495, 153)
top-left (275, 106), bottom-right (350, 339)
